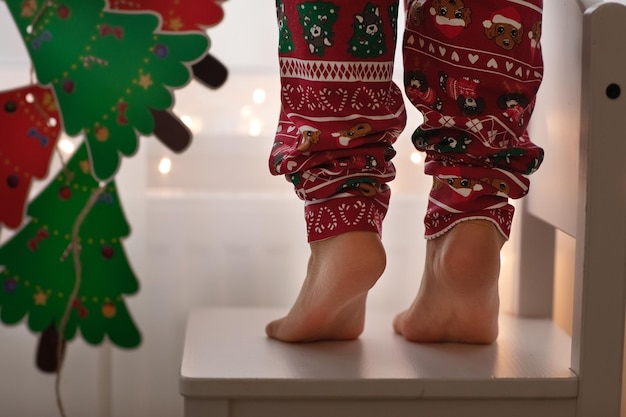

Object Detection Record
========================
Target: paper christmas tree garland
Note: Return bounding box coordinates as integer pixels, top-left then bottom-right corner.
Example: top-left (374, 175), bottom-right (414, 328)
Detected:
top-left (0, 143), bottom-right (140, 359)
top-left (0, 1), bottom-right (230, 380)
top-left (0, 84), bottom-right (61, 229)
top-left (5, 0), bottom-right (210, 181)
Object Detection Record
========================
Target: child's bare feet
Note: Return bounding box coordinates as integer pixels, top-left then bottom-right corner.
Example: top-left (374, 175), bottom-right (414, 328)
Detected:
top-left (266, 231), bottom-right (386, 342)
top-left (393, 220), bottom-right (505, 344)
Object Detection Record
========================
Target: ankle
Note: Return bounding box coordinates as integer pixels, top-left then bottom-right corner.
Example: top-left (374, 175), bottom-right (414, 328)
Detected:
top-left (310, 231), bottom-right (386, 294)
top-left (432, 221), bottom-right (504, 291)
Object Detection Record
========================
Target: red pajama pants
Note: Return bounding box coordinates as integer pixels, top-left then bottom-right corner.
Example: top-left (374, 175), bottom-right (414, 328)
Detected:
top-left (270, 0), bottom-right (544, 242)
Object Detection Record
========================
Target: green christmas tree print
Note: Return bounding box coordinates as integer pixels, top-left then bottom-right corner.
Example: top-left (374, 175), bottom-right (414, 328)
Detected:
top-left (298, 2), bottom-right (338, 56)
top-left (5, 0), bottom-right (209, 181)
top-left (388, 3), bottom-right (399, 44)
top-left (349, 3), bottom-right (386, 58)
top-left (277, 1), bottom-right (295, 53)
top-left (0, 143), bottom-right (140, 350)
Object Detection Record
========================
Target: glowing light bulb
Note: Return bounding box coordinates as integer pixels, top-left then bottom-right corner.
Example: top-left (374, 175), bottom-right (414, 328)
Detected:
top-left (240, 105), bottom-right (252, 117)
top-left (58, 138), bottom-right (75, 155)
top-left (410, 151), bottom-right (423, 165)
top-left (180, 115), bottom-right (193, 128)
top-left (159, 157), bottom-right (172, 175)
top-left (249, 118), bottom-right (263, 137)
top-left (180, 115), bottom-right (202, 134)
top-left (252, 88), bottom-right (266, 105)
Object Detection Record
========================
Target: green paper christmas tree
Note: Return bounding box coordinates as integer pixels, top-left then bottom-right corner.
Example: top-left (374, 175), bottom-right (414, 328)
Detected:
top-left (5, 0), bottom-right (209, 181)
top-left (388, 3), bottom-right (399, 45)
top-left (0, 143), bottom-right (140, 358)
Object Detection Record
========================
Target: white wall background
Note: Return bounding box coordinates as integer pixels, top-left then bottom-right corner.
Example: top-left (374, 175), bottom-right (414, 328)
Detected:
top-left (0, 0), bottom-right (581, 416)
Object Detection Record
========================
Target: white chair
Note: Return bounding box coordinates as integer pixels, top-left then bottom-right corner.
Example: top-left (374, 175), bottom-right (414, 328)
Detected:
top-left (179, 2), bottom-right (626, 415)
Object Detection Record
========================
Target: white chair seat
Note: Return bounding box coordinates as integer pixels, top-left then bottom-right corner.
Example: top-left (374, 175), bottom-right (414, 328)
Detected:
top-left (180, 307), bottom-right (577, 417)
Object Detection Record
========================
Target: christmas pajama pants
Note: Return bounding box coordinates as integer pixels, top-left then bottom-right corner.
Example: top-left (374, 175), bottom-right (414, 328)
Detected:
top-left (270, 0), bottom-right (544, 242)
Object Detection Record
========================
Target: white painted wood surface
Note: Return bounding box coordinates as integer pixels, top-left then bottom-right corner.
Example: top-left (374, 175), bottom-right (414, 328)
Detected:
top-left (527, 0), bottom-right (585, 236)
top-left (570, 2), bottom-right (626, 416)
top-left (180, 308), bottom-right (576, 417)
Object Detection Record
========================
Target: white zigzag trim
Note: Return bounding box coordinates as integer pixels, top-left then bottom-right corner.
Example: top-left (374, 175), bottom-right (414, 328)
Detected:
top-left (280, 58), bottom-right (394, 83)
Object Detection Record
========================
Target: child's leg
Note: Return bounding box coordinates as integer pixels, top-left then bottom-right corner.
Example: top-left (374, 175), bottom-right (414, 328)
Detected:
top-left (395, 0), bottom-right (544, 343)
top-left (267, 0), bottom-right (406, 342)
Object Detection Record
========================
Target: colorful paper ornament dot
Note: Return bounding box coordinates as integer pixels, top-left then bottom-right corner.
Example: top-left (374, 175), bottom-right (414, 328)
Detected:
top-left (102, 302), bottom-right (117, 318)
top-left (58, 5), bottom-right (71, 19)
top-left (94, 126), bottom-right (109, 142)
top-left (4, 101), bottom-right (17, 113)
top-left (154, 44), bottom-right (169, 58)
top-left (62, 80), bottom-right (75, 94)
top-left (99, 193), bottom-right (114, 204)
top-left (58, 186), bottom-right (72, 200)
top-left (6, 174), bottom-right (19, 188)
top-left (101, 245), bottom-right (115, 259)
top-left (3, 278), bottom-right (18, 293)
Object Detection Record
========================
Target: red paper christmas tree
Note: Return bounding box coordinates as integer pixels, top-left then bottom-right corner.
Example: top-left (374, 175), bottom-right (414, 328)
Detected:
top-left (0, 85), bottom-right (61, 229)
top-left (109, 0), bottom-right (226, 30)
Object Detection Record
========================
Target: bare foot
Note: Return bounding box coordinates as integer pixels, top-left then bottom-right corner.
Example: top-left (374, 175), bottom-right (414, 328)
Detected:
top-left (393, 220), bottom-right (505, 344)
top-left (266, 231), bottom-right (386, 342)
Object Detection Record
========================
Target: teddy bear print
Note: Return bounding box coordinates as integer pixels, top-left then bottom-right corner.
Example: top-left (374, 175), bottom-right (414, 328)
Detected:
top-left (435, 175), bottom-right (511, 198)
top-left (484, 177), bottom-right (510, 197)
top-left (528, 20), bottom-right (542, 49)
top-left (298, 3), bottom-right (338, 56)
top-left (407, 0), bottom-right (427, 28)
top-left (439, 72), bottom-right (485, 117)
top-left (405, 70), bottom-right (443, 111)
top-left (296, 126), bottom-right (322, 152)
top-left (276, 2), bottom-right (295, 53)
top-left (483, 7), bottom-right (524, 51)
top-left (436, 133), bottom-right (472, 153)
top-left (271, 139), bottom-right (300, 174)
top-left (338, 177), bottom-right (379, 197)
top-left (497, 92), bottom-right (530, 127)
top-left (332, 154), bottom-right (378, 172)
top-left (429, 0), bottom-right (472, 38)
top-left (355, 7), bottom-right (382, 38)
top-left (349, 4), bottom-right (386, 57)
top-left (304, 16), bottom-right (333, 54)
top-left (332, 122), bottom-right (373, 146)
top-left (435, 175), bottom-right (484, 198)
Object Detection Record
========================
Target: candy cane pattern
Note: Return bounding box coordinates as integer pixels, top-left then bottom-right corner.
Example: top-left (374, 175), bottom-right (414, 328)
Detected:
top-left (270, 0), bottom-right (406, 242)
top-left (403, 0), bottom-right (544, 239)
